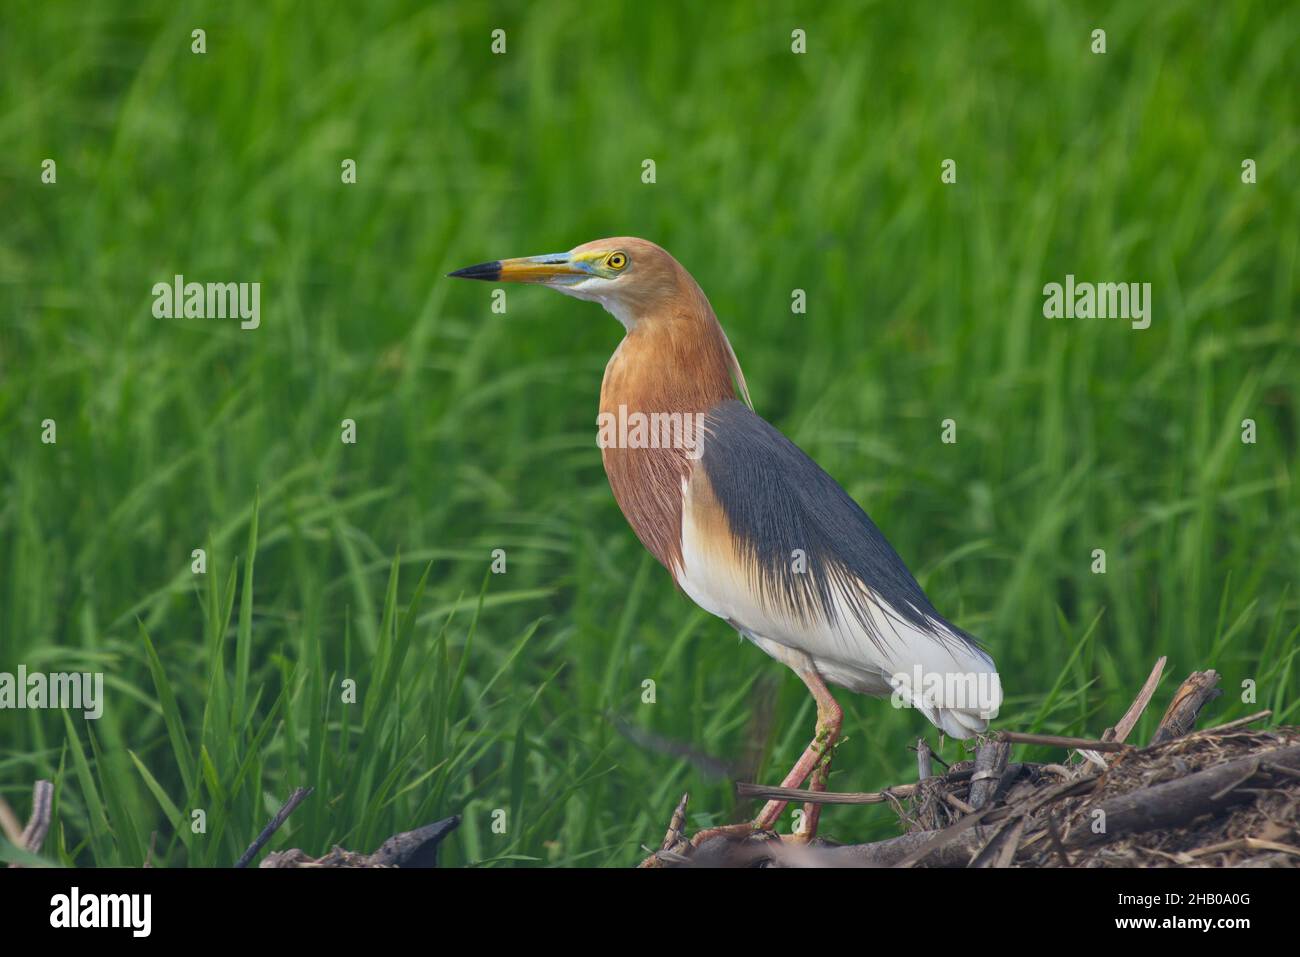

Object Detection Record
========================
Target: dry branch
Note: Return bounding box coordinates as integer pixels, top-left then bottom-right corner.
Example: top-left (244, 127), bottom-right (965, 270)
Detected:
top-left (235, 786), bottom-right (314, 868)
top-left (735, 768), bottom-right (975, 806)
top-left (660, 793), bottom-right (690, 851)
top-left (916, 738), bottom-right (933, 782)
top-left (1103, 656), bottom-right (1166, 745)
top-left (1192, 710), bottom-right (1271, 736)
top-left (1150, 670), bottom-right (1222, 744)
top-left (996, 731), bottom-right (1129, 753)
top-left (735, 781), bottom-right (920, 806)
top-left (969, 740), bottom-right (1010, 810)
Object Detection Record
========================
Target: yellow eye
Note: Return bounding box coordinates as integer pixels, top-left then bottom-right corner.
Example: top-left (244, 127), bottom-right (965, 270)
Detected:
top-left (606, 251), bottom-right (628, 270)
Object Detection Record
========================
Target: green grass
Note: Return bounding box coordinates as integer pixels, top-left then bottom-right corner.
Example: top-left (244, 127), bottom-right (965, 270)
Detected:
top-left (0, 0), bottom-right (1296, 867)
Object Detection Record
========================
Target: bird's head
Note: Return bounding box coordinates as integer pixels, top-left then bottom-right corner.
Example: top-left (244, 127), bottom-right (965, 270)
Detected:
top-left (448, 236), bottom-right (697, 329)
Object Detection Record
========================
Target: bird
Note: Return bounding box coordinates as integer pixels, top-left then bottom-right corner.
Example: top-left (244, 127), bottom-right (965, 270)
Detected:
top-left (450, 237), bottom-right (1001, 844)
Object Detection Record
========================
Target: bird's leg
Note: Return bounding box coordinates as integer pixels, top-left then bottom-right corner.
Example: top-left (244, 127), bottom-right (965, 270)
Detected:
top-left (794, 729), bottom-right (841, 843)
top-left (639, 667), bottom-right (841, 864)
top-left (753, 668), bottom-right (843, 835)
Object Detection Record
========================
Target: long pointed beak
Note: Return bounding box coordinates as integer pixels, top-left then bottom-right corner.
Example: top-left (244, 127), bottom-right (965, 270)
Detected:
top-left (448, 252), bottom-right (585, 284)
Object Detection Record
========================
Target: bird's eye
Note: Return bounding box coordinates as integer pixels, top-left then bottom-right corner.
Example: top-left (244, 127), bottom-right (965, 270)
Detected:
top-left (606, 252), bottom-right (628, 270)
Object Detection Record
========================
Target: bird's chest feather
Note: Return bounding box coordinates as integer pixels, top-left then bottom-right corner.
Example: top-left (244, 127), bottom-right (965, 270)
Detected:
top-left (598, 320), bottom-right (737, 576)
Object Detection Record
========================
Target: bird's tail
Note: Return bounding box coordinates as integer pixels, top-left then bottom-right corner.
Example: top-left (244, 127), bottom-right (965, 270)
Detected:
top-left (933, 703), bottom-right (993, 739)
top-left (890, 640), bottom-right (1002, 740)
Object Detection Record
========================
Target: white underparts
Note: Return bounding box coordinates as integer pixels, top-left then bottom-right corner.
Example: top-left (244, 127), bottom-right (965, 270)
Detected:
top-left (677, 472), bottom-right (1001, 739)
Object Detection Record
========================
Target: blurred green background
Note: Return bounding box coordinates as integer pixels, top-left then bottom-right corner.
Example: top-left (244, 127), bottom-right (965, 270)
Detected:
top-left (1, 0), bottom-right (1296, 867)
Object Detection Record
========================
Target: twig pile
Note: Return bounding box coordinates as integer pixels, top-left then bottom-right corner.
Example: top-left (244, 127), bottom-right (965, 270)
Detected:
top-left (645, 661), bottom-right (1300, 867)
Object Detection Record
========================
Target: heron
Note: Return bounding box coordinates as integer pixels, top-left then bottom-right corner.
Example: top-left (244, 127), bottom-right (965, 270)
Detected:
top-left (450, 237), bottom-right (1001, 845)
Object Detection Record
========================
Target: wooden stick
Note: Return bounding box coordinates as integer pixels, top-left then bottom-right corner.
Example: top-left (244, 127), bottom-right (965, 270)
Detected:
top-left (969, 740), bottom-right (1010, 810)
top-left (996, 731), bottom-right (1129, 753)
top-left (1188, 710), bottom-right (1272, 737)
top-left (735, 781), bottom-right (919, 805)
top-left (1150, 670), bottom-right (1222, 744)
top-left (234, 786), bottom-right (314, 868)
top-left (916, 738), bottom-right (932, 782)
top-left (1103, 656), bottom-right (1166, 744)
top-left (737, 766), bottom-right (977, 806)
top-left (660, 793), bottom-right (689, 851)
top-left (943, 792), bottom-right (977, 816)
top-left (1183, 837), bottom-right (1300, 861)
